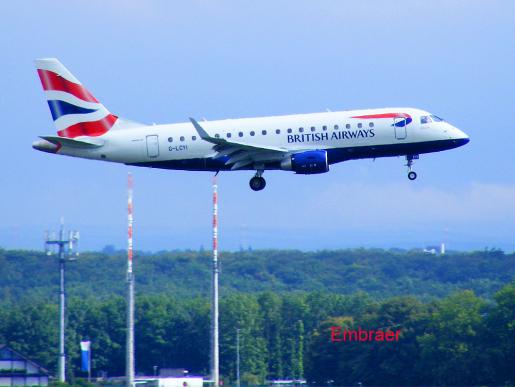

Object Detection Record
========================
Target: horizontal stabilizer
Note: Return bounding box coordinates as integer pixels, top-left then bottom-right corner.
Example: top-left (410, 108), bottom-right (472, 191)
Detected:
top-left (40, 135), bottom-right (104, 148)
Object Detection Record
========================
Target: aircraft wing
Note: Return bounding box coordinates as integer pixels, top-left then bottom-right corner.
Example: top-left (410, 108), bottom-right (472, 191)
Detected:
top-left (189, 118), bottom-right (288, 169)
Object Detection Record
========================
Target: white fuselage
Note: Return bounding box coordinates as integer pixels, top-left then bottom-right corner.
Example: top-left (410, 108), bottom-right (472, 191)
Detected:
top-left (50, 107), bottom-right (469, 171)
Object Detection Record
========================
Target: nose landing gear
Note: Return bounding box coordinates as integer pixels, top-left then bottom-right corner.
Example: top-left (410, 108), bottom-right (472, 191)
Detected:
top-left (406, 155), bottom-right (419, 181)
top-left (249, 170), bottom-right (266, 191)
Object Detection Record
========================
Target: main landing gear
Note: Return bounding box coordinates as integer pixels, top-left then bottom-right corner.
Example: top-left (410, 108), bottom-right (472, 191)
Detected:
top-left (406, 155), bottom-right (419, 181)
top-left (249, 170), bottom-right (266, 191)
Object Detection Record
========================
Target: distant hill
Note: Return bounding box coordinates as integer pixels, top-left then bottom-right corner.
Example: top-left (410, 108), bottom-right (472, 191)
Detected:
top-left (0, 248), bottom-right (513, 302)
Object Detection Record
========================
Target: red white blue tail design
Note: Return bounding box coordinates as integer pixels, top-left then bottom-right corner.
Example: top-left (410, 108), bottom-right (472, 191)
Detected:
top-left (35, 58), bottom-right (117, 138)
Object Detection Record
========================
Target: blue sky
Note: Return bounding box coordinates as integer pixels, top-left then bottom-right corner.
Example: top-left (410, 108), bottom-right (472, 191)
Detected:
top-left (1, 0), bottom-right (514, 251)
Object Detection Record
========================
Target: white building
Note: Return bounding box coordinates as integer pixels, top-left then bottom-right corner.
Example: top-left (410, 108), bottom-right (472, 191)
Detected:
top-left (0, 345), bottom-right (50, 386)
top-left (135, 377), bottom-right (203, 387)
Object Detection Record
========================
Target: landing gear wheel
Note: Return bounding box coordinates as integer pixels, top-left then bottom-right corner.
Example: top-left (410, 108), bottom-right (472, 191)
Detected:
top-left (249, 176), bottom-right (266, 191)
top-left (405, 155), bottom-right (419, 181)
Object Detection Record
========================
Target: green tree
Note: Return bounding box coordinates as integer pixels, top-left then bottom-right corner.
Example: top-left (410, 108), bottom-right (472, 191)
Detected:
top-left (305, 316), bottom-right (354, 385)
top-left (296, 320), bottom-right (304, 379)
top-left (0, 302), bottom-right (59, 372)
top-left (220, 294), bottom-right (267, 384)
top-left (417, 290), bottom-right (488, 385)
top-left (485, 281), bottom-right (515, 384)
top-left (257, 292), bottom-right (283, 379)
top-left (348, 296), bottom-right (429, 385)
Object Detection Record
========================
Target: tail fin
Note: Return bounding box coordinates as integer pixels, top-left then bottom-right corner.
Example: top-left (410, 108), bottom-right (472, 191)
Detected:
top-left (35, 58), bottom-right (118, 138)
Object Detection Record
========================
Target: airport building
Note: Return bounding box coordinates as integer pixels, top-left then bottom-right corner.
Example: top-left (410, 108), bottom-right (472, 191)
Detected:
top-left (0, 345), bottom-right (50, 386)
top-left (134, 368), bottom-right (203, 387)
top-left (135, 377), bottom-right (203, 387)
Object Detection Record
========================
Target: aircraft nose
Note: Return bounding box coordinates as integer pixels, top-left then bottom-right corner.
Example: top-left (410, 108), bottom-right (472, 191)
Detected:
top-left (451, 126), bottom-right (470, 146)
top-left (457, 136), bottom-right (470, 146)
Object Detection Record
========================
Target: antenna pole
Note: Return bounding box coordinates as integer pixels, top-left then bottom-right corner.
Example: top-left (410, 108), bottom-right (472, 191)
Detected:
top-left (58, 219), bottom-right (66, 383)
top-left (126, 173), bottom-right (135, 387)
top-left (211, 175), bottom-right (220, 386)
top-left (44, 218), bottom-right (79, 383)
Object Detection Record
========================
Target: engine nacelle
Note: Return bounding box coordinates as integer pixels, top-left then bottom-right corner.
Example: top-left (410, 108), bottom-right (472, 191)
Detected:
top-left (281, 150), bottom-right (329, 174)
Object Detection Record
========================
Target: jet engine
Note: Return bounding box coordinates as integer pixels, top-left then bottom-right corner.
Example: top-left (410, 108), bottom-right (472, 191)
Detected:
top-left (280, 150), bottom-right (329, 174)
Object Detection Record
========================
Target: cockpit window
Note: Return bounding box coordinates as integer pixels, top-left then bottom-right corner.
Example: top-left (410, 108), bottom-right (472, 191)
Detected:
top-left (420, 116), bottom-right (432, 124)
top-left (430, 114), bottom-right (444, 122)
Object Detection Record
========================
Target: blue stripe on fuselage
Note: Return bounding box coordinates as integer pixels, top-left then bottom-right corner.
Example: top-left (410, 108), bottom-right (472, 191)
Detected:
top-left (126, 138), bottom-right (469, 172)
top-left (47, 100), bottom-right (97, 121)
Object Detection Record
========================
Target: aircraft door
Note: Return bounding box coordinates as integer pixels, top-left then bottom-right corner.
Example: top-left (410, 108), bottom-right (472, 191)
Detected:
top-left (146, 135), bottom-right (160, 158)
top-left (394, 117), bottom-right (407, 140)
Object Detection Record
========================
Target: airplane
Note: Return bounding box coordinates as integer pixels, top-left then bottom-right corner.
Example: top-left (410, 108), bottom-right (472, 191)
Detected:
top-left (33, 58), bottom-right (469, 191)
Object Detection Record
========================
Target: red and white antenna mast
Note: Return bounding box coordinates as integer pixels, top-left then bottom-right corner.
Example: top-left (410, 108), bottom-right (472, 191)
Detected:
top-left (211, 174), bottom-right (220, 385)
top-left (128, 173), bottom-right (134, 276)
top-left (126, 172), bottom-right (135, 387)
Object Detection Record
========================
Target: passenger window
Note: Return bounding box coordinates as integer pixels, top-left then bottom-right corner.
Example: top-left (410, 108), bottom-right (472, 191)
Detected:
top-left (227, 133), bottom-right (232, 138)
top-left (357, 123), bottom-right (362, 129)
top-left (192, 136), bottom-right (197, 141)
top-left (311, 126), bottom-right (316, 132)
top-left (346, 124), bottom-right (350, 129)
top-left (214, 134), bottom-right (220, 138)
top-left (250, 131), bottom-right (255, 136)
top-left (299, 127), bottom-right (304, 133)
top-left (369, 122), bottom-right (374, 128)
top-left (287, 128), bottom-right (292, 133)
top-left (180, 136), bottom-right (185, 141)
top-left (168, 137), bottom-right (173, 142)
top-left (334, 125), bottom-right (339, 130)
top-left (276, 129), bottom-right (281, 134)
top-left (262, 130), bottom-right (267, 135)
top-left (322, 125), bottom-right (327, 131)
top-left (239, 132), bottom-right (243, 137)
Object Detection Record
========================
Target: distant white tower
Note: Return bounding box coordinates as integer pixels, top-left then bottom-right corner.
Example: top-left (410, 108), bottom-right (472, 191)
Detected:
top-left (441, 227), bottom-right (448, 255)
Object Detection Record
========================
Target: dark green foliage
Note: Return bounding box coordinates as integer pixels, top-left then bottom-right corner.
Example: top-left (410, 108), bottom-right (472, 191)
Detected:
top-left (482, 282), bottom-right (515, 384)
top-left (305, 286), bottom-right (515, 385)
top-left (0, 302), bottom-right (58, 369)
top-left (1, 287), bottom-right (514, 385)
top-left (0, 248), bottom-right (513, 303)
top-left (0, 248), bottom-right (513, 385)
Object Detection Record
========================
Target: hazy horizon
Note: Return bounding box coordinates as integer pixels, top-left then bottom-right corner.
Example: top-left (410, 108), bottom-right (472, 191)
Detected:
top-left (1, 1), bottom-right (514, 252)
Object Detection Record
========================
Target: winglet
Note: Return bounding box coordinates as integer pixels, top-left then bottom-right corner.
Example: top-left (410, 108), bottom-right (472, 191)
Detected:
top-left (189, 117), bottom-right (226, 145)
top-left (189, 117), bottom-right (211, 140)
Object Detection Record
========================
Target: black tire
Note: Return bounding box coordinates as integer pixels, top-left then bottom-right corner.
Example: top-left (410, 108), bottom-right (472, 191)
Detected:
top-left (258, 177), bottom-right (266, 190)
top-left (249, 176), bottom-right (266, 191)
top-left (408, 171), bottom-right (417, 180)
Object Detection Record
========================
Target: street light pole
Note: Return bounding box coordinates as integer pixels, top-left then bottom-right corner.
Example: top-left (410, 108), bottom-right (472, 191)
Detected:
top-left (88, 344), bottom-right (92, 383)
top-left (236, 328), bottom-right (240, 387)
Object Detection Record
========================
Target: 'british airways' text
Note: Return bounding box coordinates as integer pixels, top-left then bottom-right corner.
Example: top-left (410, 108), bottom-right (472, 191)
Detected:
top-left (287, 129), bottom-right (375, 143)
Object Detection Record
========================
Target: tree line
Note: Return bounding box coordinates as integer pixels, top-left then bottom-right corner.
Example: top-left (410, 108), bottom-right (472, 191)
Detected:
top-left (0, 248), bottom-right (513, 303)
top-left (0, 284), bottom-right (513, 385)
